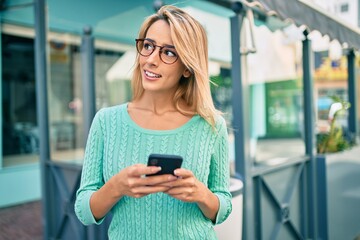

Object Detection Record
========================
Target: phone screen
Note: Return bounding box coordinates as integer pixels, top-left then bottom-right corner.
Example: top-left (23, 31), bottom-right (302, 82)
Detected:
top-left (147, 154), bottom-right (183, 176)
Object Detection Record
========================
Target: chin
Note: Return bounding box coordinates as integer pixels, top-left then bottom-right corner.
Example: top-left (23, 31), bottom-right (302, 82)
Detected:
top-left (142, 80), bottom-right (160, 92)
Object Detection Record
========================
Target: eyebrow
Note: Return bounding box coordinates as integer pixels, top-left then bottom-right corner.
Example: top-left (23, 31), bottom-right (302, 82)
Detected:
top-left (144, 38), bottom-right (176, 49)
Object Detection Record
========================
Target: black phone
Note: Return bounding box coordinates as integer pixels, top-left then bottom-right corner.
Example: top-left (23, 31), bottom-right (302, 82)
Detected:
top-left (146, 153), bottom-right (183, 176)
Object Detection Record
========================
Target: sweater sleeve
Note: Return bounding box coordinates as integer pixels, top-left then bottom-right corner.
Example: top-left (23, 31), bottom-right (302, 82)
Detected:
top-left (208, 117), bottom-right (232, 225)
top-left (75, 109), bottom-right (105, 225)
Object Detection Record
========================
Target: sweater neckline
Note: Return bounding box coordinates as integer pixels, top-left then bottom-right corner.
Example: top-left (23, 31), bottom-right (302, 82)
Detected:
top-left (121, 103), bottom-right (201, 134)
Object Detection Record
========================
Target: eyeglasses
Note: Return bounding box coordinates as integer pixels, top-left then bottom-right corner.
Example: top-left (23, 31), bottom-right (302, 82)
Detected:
top-left (135, 38), bottom-right (179, 65)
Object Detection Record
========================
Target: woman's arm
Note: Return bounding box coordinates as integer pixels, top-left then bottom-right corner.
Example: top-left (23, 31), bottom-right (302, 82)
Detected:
top-left (206, 118), bottom-right (232, 224)
top-left (75, 110), bottom-right (107, 225)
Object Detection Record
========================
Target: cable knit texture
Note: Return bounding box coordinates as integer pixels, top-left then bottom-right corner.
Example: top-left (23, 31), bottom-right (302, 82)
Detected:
top-left (75, 103), bottom-right (232, 240)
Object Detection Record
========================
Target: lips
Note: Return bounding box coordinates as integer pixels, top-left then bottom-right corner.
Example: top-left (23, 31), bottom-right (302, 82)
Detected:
top-left (144, 70), bottom-right (161, 78)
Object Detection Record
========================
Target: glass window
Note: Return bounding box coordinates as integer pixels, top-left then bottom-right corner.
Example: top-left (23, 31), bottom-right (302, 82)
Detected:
top-left (243, 25), bottom-right (305, 165)
top-left (49, 40), bottom-right (132, 163)
top-left (1, 30), bottom-right (135, 166)
top-left (1, 34), bottom-right (39, 167)
top-left (340, 3), bottom-right (349, 13)
top-left (94, 50), bottom-right (133, 109)
top-left (48, 42), bottom-right (82, 162)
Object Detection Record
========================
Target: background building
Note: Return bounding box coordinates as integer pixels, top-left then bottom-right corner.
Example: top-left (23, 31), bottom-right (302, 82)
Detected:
top-left (313, 0), bottom-right (359, 27)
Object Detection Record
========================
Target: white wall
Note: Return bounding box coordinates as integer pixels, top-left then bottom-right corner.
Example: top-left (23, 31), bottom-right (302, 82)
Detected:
top-left (312, 0), bottom-right (359, 27)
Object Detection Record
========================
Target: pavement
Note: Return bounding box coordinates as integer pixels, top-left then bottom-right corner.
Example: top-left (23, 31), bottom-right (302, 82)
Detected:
top-left (0, 200), bottom-right (43, 240)
top-left (325, 145), bottom-right (360, 240)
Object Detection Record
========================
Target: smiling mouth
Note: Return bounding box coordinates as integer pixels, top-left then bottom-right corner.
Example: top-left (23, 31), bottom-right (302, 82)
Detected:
top-left (145, 70), bottom-right (161, 78)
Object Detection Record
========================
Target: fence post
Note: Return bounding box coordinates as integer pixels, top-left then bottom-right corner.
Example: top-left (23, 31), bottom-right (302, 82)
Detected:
top-left (316, 155), bottom-right (328, 240)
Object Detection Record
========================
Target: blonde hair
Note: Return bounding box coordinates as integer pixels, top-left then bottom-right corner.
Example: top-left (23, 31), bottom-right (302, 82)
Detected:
top-left (131, 5), bottom-right (219, 127)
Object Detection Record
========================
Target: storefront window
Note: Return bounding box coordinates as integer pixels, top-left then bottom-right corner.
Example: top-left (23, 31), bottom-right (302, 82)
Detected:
top-left (48, 42), bottom-right (81, 162)
top-left (1, 34), bottom-right (39, 167)
top-left (1, 29), bottom-right (134, 166)
top-left (251, 79), bottom-right (304, 163)
top-left (49, 40), bottom-right (132, 163)
top-left (245, 25), bottom-right (305, 164)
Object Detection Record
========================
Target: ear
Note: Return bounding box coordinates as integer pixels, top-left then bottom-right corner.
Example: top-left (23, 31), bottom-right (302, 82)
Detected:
top-left (183, 68), bottom-right (191, 78)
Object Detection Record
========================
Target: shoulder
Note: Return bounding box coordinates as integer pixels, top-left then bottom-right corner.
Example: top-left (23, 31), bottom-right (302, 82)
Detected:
top-left (215, 114), bottom-right (227, 127)
top-left (214, 114), bottom-right (227, 132)
top-left (95, 103), bottom-right (127, 118)
top-left (91, 104), bottom-right (127, 129)
top-left (198, 114), bottom-right (228, 136)
top-left (211, 114), bottom-right (228, 141)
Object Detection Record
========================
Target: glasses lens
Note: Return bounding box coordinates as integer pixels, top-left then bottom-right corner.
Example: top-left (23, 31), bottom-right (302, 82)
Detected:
top-left (160, 48), bottom-right (178, 64)
top-left (136, 39), bottom-right (154, 57)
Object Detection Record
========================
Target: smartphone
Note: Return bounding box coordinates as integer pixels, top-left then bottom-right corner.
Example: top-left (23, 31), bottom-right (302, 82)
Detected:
top-left (146, 153), bottom-right (183, 176)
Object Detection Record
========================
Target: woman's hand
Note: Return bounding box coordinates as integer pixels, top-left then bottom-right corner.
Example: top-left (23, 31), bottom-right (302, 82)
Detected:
top-left (164, 168), bottom-right (220, 221)
top-left (90, 164), bottom-right (177, 221)
top-left (109, 164), bottom-right (178, 199)
top-left (163, 168), bottom-right (205, 202)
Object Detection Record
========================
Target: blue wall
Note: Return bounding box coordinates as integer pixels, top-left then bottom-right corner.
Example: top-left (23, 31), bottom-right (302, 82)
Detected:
top-left (0, 164), bottom-right (41, 207)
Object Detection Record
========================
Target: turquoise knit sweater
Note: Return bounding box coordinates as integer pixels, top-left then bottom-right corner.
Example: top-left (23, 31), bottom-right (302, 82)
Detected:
top-left (75, 103), bottom-right (232, 240)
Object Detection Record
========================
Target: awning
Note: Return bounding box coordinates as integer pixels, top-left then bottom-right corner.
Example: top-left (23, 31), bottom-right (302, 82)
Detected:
top-left (216, 0), bottom-right (360, 50)
top-left (208, 0), bottom-right (360, 50)
top-left (106, 51), bottom-right (136, 82)
top-left (257, 0), bottom-right (360, 49)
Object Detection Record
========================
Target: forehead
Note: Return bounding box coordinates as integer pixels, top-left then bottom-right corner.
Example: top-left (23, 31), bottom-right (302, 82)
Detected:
top-left (145, 20), bottom-right (173, 45)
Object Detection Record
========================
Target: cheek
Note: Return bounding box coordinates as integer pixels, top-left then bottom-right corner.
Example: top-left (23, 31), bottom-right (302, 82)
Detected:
top-left (139, 56), bottom-right (146, 66)
top-left (167, 69), bottom-right (184, 82)
top-left (172, 64), bottom-right (187, 78)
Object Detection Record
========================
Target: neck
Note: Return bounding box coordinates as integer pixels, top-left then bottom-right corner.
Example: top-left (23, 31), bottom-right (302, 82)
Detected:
top-left (132, 93), bottom-right (178, 115)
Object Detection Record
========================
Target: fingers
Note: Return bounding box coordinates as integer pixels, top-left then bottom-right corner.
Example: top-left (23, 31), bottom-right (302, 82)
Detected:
top-left (162, 169), bottom-right (203, 202)
top-left (114, 164), bottom-right (178, 198)
top-left (120, 166), bottom-right (198, 199)
top-left (173, 168), bottom-right (193, 178)
top-left (124, 175), bottom-right (176, 198)
top-left (127, 173), bottom-right (177, 190)
top-left (165, 174), bottom-right (195, 188)
top-left (165, 186), bottom-right (191, 195)
top-left (165, 177), bottom-right (197, 193)
top-left (143, 174), bottom-right (178, 185)
top-left (127, 164), bottom-right (162, 177)
top-left (131, 185), bottom-right (173, 198)
top-left (165, 187), bottom-right (197, 202)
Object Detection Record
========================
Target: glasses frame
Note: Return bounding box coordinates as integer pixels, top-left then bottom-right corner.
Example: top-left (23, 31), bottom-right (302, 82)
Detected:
top-left (135, 38), bottom-right (179, 65)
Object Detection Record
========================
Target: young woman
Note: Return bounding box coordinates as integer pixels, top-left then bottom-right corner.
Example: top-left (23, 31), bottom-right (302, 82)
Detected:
top-left (75, 5), bottom-right (232, 239)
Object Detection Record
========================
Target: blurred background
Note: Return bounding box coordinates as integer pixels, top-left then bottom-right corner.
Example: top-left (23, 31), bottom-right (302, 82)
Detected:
top-left (0, 0), bottom-right (360, 239)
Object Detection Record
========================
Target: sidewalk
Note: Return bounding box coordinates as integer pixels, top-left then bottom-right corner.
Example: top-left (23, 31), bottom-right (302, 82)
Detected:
top-left (0, 200), bottom-right (43, 240)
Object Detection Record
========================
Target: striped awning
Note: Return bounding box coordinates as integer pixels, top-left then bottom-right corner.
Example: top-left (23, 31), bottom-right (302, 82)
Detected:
top-left (209, 0), bottom-right (360, 50)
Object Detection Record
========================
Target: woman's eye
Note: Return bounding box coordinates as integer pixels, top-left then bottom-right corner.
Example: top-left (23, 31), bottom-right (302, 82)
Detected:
top-left (144, 43), bottom-right (153, 50)
top-left (164, 49), bottom-right (177, 57)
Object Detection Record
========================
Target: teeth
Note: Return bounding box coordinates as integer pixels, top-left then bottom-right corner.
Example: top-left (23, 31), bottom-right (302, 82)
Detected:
top-left (145, 70), bottom-right (161, 78)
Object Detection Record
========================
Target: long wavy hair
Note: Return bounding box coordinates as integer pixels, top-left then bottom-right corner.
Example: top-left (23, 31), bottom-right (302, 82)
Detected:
top-left (131, 5), bottom-right (219, 127)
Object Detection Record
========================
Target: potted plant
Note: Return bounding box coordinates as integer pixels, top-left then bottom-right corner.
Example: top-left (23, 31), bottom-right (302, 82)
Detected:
top-left (316, 96), bottom-right (355, 154)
